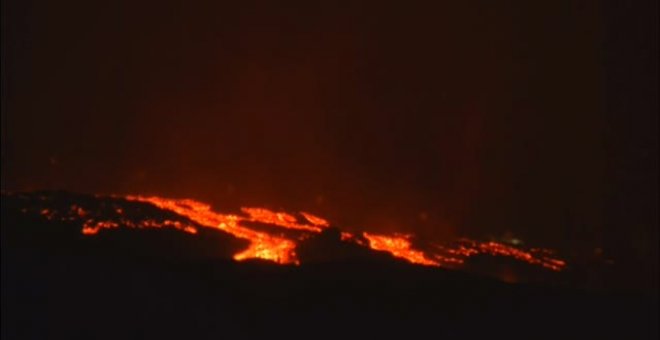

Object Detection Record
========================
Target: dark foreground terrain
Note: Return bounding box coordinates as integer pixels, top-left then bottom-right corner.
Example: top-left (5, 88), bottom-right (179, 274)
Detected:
top-left (2, 193), bottom-right (658, 339)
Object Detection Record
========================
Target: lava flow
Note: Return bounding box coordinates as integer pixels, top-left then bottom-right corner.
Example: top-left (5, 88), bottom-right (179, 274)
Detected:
top-left (121, 195), bottom-right (566, 271)
top-left (362, 232), bottom-right (439, 266)
top-left (124, 196), bottom-right (326, 264)
top-left (11, 191), bottom-right (567, 272)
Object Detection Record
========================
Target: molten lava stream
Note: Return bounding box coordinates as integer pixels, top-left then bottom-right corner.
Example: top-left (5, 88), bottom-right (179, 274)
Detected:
top-left (362, 232), bottom-right (440, 266)
top-left (77, 195), bottom-right (566, 271)
top-left (124, 196), bottom-right (330, 264)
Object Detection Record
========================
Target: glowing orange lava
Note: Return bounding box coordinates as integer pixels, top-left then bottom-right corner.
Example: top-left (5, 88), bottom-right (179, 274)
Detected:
top-left (241, 207), bottom-right (325, 232)
top-left (125, 196), bottom-right (301, 264)
top-left (23, 191), bottom-right (566, 273)
top-left (362, 232), bottom-right (440, 266)
top-left (300, 212), bottom-right (330, 228)
top-left (433, 239), bottom-right (566, 271)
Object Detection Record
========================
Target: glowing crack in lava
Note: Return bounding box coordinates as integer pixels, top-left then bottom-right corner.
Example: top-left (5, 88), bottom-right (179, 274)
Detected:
top-left (22, 192), bottom-right (566, 272)
top-left (362, 232), bottom-right (439, 266)
top-left (432, 240), bottom-right (566, 271)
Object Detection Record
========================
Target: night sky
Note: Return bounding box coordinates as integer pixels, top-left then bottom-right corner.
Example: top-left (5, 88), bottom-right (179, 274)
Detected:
top-left (1, 0), bottom-right (657, 263)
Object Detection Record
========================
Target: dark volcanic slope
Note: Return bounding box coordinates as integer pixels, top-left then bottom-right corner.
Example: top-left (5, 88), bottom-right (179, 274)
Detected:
top-left (1, 191), bottom-right (658, 339)
top-left (1, 190), bottom-right (250, 260)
